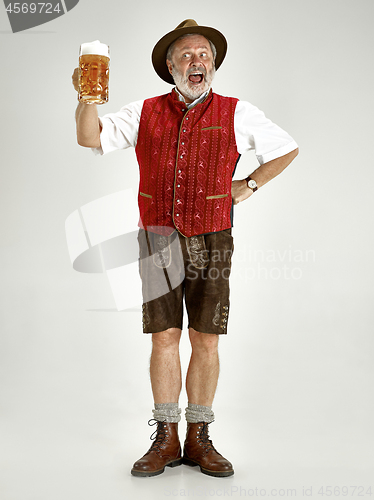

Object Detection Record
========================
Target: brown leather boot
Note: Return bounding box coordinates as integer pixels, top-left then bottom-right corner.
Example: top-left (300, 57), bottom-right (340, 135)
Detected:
top-left (131, 419), bottom-right (183, 477)
top-left (183, 422), bottom-right (234, 477)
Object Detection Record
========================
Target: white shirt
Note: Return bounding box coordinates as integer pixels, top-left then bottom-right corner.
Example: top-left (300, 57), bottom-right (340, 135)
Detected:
top-left (93, 88), bottom-right (298, 165)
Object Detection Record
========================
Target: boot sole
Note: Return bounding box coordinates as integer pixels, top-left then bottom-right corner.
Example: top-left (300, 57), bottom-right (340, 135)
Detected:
top-left (131, 457), bottom-right (183, 477)
top-left (182, 457), bottom-right (234, 477)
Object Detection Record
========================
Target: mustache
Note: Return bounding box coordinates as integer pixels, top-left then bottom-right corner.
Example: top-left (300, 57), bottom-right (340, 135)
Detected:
top-left (186, 67), bottom-right (207, 77)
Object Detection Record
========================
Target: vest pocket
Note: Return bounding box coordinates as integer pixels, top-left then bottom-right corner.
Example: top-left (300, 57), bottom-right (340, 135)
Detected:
top-left (201, 126), bottom-right (222, 131)
top-left (206, 194), bottom-right (229, 200)
top-left (140, 192), bottom-right (152, 199)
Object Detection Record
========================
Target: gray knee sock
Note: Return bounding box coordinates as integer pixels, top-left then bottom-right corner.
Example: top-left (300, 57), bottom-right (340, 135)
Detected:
top-left (185, 403), bottom-right (215, 423)
top-left (152, 403), bottom-right (181, 423)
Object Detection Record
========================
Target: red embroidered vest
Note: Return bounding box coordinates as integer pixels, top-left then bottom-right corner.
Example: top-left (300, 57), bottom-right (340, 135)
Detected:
top-left (135, 89), bottom-right (239, 237)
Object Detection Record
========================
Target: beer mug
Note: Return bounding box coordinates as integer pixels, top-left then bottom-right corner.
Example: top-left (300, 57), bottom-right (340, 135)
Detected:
top-left (78, 40), bottom-right (110, 104)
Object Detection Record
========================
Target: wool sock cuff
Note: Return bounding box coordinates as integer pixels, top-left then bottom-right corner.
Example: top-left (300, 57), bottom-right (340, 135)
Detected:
top-left (185, 402), bottom-right (215, 423)
top-left (152, 403), bottom-right (181, 423)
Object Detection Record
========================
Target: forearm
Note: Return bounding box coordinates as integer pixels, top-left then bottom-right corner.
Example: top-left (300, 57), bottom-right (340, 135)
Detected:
top-left (249, 148), bottom-right (299, 188)
top-left (75, 102), bottom-right (101, 148)
top-left (231, 147), bottom-right (299, 205)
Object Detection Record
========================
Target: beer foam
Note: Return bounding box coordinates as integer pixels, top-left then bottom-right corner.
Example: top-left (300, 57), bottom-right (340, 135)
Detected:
top-left (80, 40), bottom-right (109, 58)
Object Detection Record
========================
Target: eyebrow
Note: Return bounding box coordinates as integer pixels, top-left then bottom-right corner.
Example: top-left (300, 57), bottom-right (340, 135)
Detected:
top-left (179, 45), bottom-right (210, 52)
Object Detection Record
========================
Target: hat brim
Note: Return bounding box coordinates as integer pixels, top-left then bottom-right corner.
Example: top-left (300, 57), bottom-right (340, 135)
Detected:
top-left (152, 25), bottom-right (227, 85)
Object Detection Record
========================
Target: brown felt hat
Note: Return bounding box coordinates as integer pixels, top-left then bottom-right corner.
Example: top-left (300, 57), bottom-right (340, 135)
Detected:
top-left (152, 19), bottom-right (227, 85)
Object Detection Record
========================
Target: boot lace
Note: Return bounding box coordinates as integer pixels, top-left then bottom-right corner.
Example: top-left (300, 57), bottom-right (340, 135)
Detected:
top-left (147, 419), bottom-right (168, 455)
top-left (197, 421), bottom-right (216, 454)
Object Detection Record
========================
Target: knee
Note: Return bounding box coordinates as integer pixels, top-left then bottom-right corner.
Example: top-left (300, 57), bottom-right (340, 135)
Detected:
top-left (152, 328), bottom-right (181, 351)
top-left (189, 328), bottom-right (219, 355)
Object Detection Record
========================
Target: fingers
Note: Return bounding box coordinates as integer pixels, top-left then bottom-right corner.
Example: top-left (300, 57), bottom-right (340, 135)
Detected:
top-left (72, 67), bottom-right (79, 92)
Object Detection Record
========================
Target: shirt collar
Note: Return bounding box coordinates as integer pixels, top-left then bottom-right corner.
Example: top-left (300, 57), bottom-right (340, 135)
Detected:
top-left (174, 87), bottom-right (210, 109)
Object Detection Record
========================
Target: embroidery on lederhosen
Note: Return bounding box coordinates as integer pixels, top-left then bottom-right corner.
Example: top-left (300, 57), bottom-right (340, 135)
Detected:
top-left (186, 235), bottom-right (209, 269)
top-left (142, 303), bottom-right (151, 327)
top-left (213, 302), bottom-right (229, 331)
top-left (153, 234), bottom-right (172, 269)
top-left (213, 302), bottom-right (221, 326)
top-left (221, 304), bottom-right (229, 332)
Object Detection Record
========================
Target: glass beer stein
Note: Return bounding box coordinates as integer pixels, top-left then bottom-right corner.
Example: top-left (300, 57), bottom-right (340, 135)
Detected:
top-left (78, 40), bottom-right (110, 104)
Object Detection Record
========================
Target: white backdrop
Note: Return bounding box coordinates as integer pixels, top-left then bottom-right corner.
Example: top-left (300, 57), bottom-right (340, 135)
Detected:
top-left (1, 1), bottom-right (373, 499)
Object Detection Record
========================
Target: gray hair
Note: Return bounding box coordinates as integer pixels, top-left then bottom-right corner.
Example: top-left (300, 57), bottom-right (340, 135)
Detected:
top-left (166, 33), bottom-right (217, 64)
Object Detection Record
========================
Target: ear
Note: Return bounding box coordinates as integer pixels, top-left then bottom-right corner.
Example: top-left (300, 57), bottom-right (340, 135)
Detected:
top-left (166, 59), bottom-right (173, 76)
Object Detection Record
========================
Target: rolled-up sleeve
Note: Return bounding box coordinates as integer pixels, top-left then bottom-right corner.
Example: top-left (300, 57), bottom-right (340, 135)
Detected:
top-left (91, 100), bottom-right (144, 156)
top-left (234, 101), bottom-right (298, 164)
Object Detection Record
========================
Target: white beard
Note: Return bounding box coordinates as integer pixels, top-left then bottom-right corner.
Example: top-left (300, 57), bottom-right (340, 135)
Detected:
top-left (171, 65), bottom-right (216, 102)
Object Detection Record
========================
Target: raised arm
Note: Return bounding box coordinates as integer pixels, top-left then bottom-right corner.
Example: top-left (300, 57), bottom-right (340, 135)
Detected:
top-left (72, 67), bottom-right (102, 148)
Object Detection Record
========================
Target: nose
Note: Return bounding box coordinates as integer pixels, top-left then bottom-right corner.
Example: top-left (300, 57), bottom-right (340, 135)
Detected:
top-left (190, 53), bottom-right (201, 65)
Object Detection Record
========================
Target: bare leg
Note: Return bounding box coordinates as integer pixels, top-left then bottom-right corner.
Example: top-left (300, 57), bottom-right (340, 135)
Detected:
top-left (150, 328), bottom-right (182, 404)
top-left (185, 328), bottom-right (220, 406)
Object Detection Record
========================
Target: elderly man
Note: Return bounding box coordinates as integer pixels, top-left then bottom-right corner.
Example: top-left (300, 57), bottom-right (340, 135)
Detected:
top-left (73, 19), bottom-right (298, 478)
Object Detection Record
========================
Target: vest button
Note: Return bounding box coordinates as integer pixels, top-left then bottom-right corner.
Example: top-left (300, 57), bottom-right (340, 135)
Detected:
top-left (180, 155), bottom-right (183, 159)
top-left (177, 184), bottom-right (180, 187)
top-left (183, 129), bottom-right (187, 133)
top-left (178, 170), bottom-right (181, 173)
top-left (176, 213), bottom-right (180, 217)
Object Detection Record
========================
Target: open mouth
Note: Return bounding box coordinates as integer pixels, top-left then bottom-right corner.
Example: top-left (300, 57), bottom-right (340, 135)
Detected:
top-left (188, 72), bottom-right (204, 84)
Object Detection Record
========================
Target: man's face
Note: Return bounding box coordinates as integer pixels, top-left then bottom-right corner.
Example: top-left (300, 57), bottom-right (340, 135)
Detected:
top-left (166, 34), bottom-right (216, 103)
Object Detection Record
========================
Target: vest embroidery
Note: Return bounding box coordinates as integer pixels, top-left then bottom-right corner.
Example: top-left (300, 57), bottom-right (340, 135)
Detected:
top-left (135, 90), bottom-right (239, 237)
